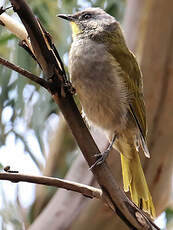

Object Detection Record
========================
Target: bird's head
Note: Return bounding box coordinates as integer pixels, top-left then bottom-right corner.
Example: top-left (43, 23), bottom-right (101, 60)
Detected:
top-left (58, 8), bottom-right (118, 40)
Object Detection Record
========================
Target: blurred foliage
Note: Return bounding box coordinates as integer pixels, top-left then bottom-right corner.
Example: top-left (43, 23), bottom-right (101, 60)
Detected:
top-left (0, 203), bottom-right (23, 230)
top-left (0, 0), bottom-right (126, 228)
top-left (166, 208), bottom-right (173, 229)
top-left (0, 186), bottom-right (24, 230)
top-left (166, 208), bottom-right (173, 223)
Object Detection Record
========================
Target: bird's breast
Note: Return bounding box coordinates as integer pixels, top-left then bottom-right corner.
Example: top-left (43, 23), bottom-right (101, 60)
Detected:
top-left (69, 39), bottom-right (129, 133)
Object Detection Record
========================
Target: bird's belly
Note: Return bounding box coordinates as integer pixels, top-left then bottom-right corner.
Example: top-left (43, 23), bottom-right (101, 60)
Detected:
top-left (81, 93), bottom-right (125, 132)
top-left (69, 40), bottom-right (128, 133)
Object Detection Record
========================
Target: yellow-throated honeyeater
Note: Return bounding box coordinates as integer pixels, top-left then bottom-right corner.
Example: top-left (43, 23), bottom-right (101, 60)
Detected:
top-left (58, 7), bottom-right (155, 217)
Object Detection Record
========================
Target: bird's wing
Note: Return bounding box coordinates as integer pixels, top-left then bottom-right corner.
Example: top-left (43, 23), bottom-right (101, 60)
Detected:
top-left (107, 44), bottom-right (149, 156)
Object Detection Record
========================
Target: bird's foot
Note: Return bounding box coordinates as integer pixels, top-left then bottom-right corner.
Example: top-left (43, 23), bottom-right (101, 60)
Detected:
top-left (89, 150), bottom-right (110, 170)
top-left (89, 133), bottom-right (117, 170)
top-left (64, 81), bottom-right (76, 95)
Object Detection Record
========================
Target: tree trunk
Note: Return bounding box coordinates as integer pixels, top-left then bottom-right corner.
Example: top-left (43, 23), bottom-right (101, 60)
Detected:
top-left (29, 0), bottom-right (173, 229)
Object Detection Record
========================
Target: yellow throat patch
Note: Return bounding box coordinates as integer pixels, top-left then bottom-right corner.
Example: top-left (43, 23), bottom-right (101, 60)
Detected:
top-left (70, 22), bottom-right (81, 38)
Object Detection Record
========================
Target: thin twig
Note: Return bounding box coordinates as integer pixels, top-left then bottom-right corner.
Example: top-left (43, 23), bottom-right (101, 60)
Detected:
top-left (0, 172), bottom-right (102, 199)
top-left (0, 57), bottom-right (49, 89)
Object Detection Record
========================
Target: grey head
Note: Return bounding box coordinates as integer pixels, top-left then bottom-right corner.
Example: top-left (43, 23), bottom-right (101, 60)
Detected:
top-left (58, 8), bottom-right (118, 39)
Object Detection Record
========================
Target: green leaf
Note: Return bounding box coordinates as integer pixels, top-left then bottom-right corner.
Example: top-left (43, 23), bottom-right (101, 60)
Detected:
top-left (166, 208), bottom-right (173, 224)
top-left (0, 163), bottom-right (3, 170)
top-left (0, 34), bottom-right (16, 45)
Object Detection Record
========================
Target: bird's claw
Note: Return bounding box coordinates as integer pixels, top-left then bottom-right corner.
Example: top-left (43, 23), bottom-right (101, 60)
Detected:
top-left (89, 134), bottom-right (117, 171)
top-left (89, 150), bottom-right (110, 170)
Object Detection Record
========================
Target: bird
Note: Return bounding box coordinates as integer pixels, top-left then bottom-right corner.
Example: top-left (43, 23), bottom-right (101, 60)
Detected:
top-left (58, 7), bottom-right (155, 217)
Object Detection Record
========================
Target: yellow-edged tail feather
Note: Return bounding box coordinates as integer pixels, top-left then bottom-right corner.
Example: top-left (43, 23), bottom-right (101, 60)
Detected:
top-left (116, 138), bottom-right (156, 218)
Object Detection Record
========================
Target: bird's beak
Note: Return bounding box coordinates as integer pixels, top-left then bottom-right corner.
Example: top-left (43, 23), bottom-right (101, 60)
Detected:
top-left (57, 14), bottom-right (74, 21)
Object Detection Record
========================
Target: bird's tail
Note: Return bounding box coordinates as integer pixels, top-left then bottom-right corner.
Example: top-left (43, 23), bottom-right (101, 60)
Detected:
top-left (117, 141), bottom-right (156, 217)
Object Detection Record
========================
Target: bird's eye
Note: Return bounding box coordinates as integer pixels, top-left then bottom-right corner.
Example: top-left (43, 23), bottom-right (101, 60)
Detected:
top-left (81, 13), bottom-right (92, 20)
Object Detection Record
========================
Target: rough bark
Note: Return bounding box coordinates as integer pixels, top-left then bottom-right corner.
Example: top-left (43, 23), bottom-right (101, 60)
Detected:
top-left (29, 0), bottom-right (173, 229)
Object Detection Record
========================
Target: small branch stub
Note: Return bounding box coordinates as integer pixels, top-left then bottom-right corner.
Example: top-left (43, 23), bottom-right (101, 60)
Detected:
top-left (135, 211), bottom-right (147, 226)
